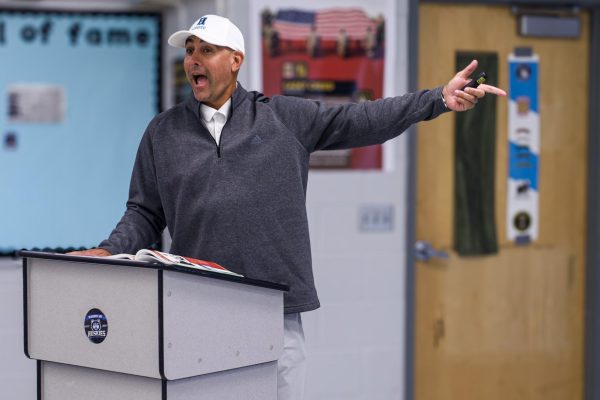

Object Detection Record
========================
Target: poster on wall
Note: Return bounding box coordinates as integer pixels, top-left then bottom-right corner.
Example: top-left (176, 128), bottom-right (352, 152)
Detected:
top-left (0, 11), bottom-right (161, 254)
top-left (507, 52), bottom-right (539, 244)
top-left (250, 0), bottom-right (395, 170)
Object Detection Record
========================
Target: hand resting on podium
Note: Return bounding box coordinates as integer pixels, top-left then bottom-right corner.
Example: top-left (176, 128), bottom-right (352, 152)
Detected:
top-left (68, 248), bottom-right (112, 257)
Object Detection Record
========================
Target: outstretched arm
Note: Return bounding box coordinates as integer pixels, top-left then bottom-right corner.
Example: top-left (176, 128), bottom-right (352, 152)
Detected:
top-left (442, 59), bottom-right (507, 112)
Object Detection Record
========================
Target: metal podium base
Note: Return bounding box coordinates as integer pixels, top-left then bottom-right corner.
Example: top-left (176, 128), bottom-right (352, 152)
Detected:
top-left (39, 360), bottom-right (278, 400)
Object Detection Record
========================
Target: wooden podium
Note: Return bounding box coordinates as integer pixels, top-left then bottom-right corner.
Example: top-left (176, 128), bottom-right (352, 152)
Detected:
top-left (20, 251), bottom-right (288, 399)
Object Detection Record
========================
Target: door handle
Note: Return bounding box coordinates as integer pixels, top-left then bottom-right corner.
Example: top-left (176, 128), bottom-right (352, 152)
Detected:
top-left (415, 240), bottom-right (449, 262)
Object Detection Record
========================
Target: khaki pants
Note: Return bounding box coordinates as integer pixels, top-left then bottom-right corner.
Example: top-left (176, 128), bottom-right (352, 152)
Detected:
top-left (278, 313), bottom-right (306, 400)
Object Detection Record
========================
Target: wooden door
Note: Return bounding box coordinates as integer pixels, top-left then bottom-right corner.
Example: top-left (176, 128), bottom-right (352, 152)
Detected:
top-left (416, 4), bottom-right (589, 400)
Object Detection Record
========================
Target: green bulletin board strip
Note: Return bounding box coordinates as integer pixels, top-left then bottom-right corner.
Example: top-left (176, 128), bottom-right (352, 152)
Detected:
top-left (453, 51), bottom-right (499, 256)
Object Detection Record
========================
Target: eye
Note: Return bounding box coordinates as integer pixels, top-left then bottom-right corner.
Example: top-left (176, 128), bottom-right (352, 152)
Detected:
top-left (202, 46), bottom-right (214, 54)
top-left (185, 47), bottom-right (193, 55)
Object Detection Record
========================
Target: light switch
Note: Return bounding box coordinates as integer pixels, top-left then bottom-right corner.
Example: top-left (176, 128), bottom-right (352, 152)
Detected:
top-left (358, 204), bottom-right (394, 232)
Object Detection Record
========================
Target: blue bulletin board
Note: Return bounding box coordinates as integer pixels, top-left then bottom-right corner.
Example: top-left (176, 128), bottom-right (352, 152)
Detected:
top-left (0, 10), bottom-right (161, 254)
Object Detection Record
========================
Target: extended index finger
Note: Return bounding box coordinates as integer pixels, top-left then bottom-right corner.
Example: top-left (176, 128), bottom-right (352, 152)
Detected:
top-left (478, 83), bottom-right (507, 97)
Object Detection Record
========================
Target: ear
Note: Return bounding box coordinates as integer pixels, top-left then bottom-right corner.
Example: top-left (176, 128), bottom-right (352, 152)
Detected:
top-left (231, 51), bottom-right (244, 73)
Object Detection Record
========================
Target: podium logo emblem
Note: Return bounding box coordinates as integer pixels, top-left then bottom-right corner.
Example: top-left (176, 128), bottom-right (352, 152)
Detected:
top-left (84, 308), bottom-right (108, 344)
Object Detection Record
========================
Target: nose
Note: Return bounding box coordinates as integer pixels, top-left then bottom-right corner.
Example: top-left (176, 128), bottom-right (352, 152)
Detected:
top-left (187, 49), bottom-right (203, 65)
top-left (190, 55), bottom-right (200, 65)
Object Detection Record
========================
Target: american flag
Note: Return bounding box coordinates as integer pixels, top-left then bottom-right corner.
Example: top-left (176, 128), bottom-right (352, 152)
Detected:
top-left (272, 8), bottom-right (376, 41)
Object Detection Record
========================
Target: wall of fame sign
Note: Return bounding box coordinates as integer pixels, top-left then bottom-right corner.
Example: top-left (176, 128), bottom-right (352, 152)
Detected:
top-left (0, 11), bottom-right (161, 254)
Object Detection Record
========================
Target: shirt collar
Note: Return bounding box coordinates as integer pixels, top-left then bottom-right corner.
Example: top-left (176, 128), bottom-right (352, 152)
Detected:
top-left (200, 98), bottom-right (232, 123)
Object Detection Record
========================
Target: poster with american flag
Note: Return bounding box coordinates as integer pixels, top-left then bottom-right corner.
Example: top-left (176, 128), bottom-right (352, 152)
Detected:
top-left (272, 9), bottom-right (377, 41)
top-left (253, 2), bottom-right (391, 170)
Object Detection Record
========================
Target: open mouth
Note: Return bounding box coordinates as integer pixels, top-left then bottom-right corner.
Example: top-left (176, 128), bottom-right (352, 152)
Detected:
top-left (192, 73), bottom-right (208, 86)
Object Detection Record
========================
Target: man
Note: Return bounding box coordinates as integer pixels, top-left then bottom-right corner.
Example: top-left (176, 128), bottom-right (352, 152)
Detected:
top-left (71, 14), bottom-right (505, 400)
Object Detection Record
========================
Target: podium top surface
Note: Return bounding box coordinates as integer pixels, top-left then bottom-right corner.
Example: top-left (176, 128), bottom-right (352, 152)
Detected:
top-left (20, 250), bottom-right (289, 292)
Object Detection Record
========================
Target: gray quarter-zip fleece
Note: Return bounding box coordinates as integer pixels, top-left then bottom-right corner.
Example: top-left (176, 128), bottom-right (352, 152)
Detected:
top-left (99, 83), bottom-right (449, 313)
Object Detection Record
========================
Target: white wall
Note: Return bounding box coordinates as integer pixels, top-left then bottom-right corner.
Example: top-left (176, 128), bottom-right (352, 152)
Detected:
top-left (303, 165), bottom-right (411, 400)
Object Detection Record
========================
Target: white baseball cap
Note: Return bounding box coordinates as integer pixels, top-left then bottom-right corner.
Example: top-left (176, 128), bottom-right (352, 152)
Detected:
top-left (168, 15), bottom-right (245, 54)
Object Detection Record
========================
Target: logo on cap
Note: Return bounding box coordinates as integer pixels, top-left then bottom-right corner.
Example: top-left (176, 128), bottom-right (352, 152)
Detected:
top-left (195, 17), bottom-right (207, 29)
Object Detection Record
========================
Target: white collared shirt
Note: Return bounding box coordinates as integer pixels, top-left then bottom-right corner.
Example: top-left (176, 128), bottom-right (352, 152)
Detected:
top-left (200, 98), bottom-right (231, 146)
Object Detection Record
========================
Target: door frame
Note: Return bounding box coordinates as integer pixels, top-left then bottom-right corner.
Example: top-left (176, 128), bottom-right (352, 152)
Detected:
top-left (404, 1), bottom-right (419, 399)
top-left (585, 7), bottom-right (600, 400)
top-left (404, 2), bottom-right (600, 400)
